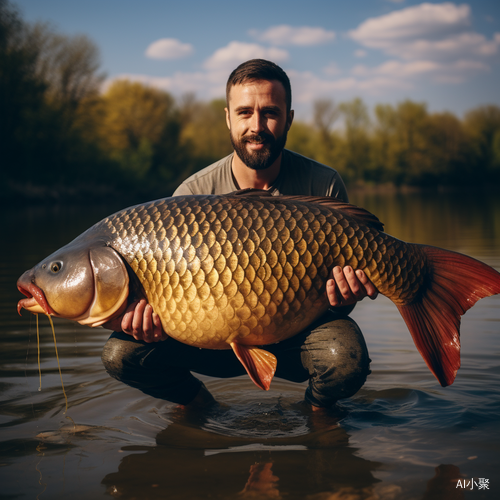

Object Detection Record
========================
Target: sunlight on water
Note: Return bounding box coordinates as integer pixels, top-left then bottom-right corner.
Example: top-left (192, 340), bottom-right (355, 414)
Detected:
top-left (1, 191), bottom-right (499, 499)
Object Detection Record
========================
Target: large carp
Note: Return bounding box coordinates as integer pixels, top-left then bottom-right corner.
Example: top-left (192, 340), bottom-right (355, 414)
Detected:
top-left (17, 191), bottom-right (500, 390)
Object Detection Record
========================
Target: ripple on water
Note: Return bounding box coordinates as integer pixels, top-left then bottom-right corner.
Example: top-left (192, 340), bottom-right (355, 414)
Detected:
top-left (153, 380), bottom-right (351, 452)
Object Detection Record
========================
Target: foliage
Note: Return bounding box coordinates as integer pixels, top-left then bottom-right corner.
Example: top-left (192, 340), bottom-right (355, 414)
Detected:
top-left (2, 0), bottom-right (500, 204)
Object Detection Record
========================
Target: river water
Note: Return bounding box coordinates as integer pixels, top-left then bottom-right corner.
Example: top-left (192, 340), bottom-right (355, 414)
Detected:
top-left (1, 191), bottom-right (499, 499)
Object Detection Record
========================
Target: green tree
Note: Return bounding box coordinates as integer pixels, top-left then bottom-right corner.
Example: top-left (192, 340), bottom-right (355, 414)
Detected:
top-left (180, 97), bottom-right (232, 171)
top-left (425, 112), bottom-right (471, 184)
top-left (464, 105), bottom-right (500, 182)
top-left (371, 104), bottom-right (398, 183)
top-left (338, 98), bottom-right (371, 183)
top-left (286, 120), bottom-right (321, 161)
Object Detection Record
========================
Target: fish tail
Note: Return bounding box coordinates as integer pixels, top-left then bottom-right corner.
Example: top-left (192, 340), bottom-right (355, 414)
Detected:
top-left (397, 245), bottom-right (500, 387)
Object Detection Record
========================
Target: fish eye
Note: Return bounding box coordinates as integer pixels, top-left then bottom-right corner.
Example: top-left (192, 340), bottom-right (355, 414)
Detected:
top-left (50, 261), bottom-right (62, 273)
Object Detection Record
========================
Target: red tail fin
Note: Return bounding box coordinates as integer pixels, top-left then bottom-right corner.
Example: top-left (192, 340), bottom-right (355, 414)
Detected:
top-left (397, 245), bottom-right (500, 387)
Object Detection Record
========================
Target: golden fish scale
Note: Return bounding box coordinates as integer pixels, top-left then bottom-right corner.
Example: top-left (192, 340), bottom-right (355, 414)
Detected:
top-left (100, 196), bottom-right (426, 349)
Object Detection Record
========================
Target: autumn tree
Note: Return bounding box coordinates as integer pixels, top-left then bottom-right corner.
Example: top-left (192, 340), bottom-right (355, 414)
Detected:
top-left (99, 79), bottom-right (187, 191)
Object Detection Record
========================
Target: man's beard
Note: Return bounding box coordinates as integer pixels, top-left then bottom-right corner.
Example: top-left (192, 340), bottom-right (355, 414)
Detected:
top-left (230, 129), bottom-right (288, 171)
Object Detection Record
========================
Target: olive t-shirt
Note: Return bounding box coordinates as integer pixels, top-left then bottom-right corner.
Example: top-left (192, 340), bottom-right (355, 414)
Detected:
top-left (172, 149), bottom-right (349, 202)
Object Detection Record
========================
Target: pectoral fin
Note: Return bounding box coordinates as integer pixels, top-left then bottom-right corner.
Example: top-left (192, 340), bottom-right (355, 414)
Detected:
top-left (230, 342), bottom-right (277, 391)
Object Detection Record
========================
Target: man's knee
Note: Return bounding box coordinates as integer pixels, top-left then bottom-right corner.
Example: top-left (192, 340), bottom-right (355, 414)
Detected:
top-left (101, 333), bottom-right (202, 404)
top-left (101, 332), bottom-right (146, 382)
top-left (302, 317), bottom-right (371, 406)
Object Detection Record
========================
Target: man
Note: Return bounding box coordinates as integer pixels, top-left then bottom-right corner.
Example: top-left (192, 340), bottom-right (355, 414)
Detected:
top-left (102, 59), bottom-right (377, 410)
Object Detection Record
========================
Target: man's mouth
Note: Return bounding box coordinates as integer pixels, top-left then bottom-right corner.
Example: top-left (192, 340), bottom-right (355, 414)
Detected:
top-left (247, 141), bottom-right (266, 150)
top-left (243, 134), bottom-right (271, 145)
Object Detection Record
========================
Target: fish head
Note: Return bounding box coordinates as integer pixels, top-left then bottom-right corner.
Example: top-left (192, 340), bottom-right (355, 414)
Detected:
top-left (17, 238), bottom-right (129, 327)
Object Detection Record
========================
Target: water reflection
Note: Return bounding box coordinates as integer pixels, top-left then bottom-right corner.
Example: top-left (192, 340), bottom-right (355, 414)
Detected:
top-left (423, 464), bottom-right (464, 500)
top-left (101, 402), bottom-right (382, 500)
top-left (100, 417), bottom-right (468, 500)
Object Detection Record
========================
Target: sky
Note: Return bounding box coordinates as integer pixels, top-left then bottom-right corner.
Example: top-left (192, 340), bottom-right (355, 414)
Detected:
top-left (13, 0), bottom-right (500, 120)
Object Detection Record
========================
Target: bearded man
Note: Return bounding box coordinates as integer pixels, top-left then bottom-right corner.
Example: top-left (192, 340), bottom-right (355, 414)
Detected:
top-left (102, 59), bottom-right (377, 410)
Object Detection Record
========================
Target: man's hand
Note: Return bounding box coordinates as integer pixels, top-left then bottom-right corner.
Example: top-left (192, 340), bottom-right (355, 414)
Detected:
top-left (102, 299), bottom-right (168, 343)
top-left (326, 266), bottom-right (378, 307)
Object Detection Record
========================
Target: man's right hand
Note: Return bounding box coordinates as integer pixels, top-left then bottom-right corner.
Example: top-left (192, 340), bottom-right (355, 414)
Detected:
top-left (102, 299), bottom-right (168, 343)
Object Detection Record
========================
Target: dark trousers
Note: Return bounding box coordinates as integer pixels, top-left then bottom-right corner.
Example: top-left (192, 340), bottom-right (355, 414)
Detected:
top-left (101, 311), bottom-right (371, 407)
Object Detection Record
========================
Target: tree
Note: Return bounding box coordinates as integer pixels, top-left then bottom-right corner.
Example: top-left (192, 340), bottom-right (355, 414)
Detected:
top-left (425, 112), bottom-right (471, 184)
top-left (99, 80), bottom-right (185, 188)
top-left (371, 104), bottom-right (398, 183)
top-left (29, 23), bottom-right (104, 112)
top-left (313, 99), bottom-right (338, 148)
top-left (0, 0), bottom-right (45, 182)
top-left (179, 97), bottom-right (232, 171)
top-left (464, 105), bottom-right (500, 181)
top-left (338, 98), bottom-right (371, 183)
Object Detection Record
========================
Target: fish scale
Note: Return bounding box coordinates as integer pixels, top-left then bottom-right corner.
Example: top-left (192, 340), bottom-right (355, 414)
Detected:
top-left (97, 194), bottom-right (423, 350)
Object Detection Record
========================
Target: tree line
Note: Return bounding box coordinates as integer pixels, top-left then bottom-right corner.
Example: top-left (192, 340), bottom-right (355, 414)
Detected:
top-left (1, 0), bottom-right (500, 205)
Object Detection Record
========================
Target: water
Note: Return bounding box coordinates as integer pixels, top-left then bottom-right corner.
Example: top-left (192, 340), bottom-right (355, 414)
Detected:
top-left (1, 191), bottom-right (499, 499)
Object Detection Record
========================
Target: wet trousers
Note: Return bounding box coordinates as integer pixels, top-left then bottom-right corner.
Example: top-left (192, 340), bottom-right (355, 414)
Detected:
top-left (101, 311), bottom-right (371, 407)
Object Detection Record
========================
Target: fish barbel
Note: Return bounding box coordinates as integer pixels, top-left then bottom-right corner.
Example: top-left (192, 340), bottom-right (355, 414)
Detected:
top-left (17, 191), bottom-right (500, 390)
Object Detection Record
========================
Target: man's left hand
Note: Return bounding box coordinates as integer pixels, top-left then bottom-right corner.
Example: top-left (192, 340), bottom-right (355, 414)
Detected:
top-left (326, 266), bottom-right (378, 307)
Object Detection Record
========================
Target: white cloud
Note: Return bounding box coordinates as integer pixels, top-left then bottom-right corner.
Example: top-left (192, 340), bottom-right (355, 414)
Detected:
top-left (249, 25), bottom-right (335, 46)
top-left (203, 41), bottom-right (289, 71)
top-left (349, 3), bottom-right (471, 49)
top-left (350, 57), bottom-right (489, 85)
top-left (347, 1), bottom-right (499, 88)
top-left (287, 69), bottom-right (412, 104)
top-left (323, 62), bottom-right (342, 76)
top-left (349, 2), bottom-right (500, 62)
top-left (352, 60), bottom-right (439, 77)
top-left (384, 31), bottom-right (500, 61)
top-left (354, 49), bottom-right (367, 58)
top-left (145, 38), bottom-right (193, 60)
top-left (433, 59), bottom-right (490, 83)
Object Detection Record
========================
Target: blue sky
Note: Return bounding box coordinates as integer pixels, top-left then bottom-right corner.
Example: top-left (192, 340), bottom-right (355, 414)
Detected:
top-left (14, 0), bottom-right (500, 120)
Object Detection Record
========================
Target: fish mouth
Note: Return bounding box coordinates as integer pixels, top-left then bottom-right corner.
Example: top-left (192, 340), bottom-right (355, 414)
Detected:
top-left (17, 281), bottom-right (54, 316)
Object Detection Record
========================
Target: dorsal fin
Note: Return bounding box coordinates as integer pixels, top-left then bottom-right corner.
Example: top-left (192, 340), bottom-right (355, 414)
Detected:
top-left (228, 189), bottom-right (384, 232)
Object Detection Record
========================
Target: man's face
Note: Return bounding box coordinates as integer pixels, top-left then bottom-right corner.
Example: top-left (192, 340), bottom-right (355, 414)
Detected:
top-left (225, 79), bottom-right (294, 170)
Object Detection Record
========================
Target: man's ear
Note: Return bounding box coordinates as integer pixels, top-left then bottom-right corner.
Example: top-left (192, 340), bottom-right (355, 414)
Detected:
top-left (286, 109), bottom-right (294, 131)
top-left (225, 107), bottom-right (231, 130)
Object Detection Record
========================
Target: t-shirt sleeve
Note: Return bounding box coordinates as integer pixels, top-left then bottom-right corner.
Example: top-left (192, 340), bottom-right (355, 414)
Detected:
top-left (172, 182), bottom-right (194, 196)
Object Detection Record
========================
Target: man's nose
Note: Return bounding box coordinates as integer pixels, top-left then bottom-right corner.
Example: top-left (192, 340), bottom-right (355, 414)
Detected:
top-left (249, 111), bottom-right (265, 133)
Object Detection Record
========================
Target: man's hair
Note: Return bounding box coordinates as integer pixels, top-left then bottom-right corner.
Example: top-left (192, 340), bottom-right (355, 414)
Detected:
top-left (226, 59), bottom-right (292, 112)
